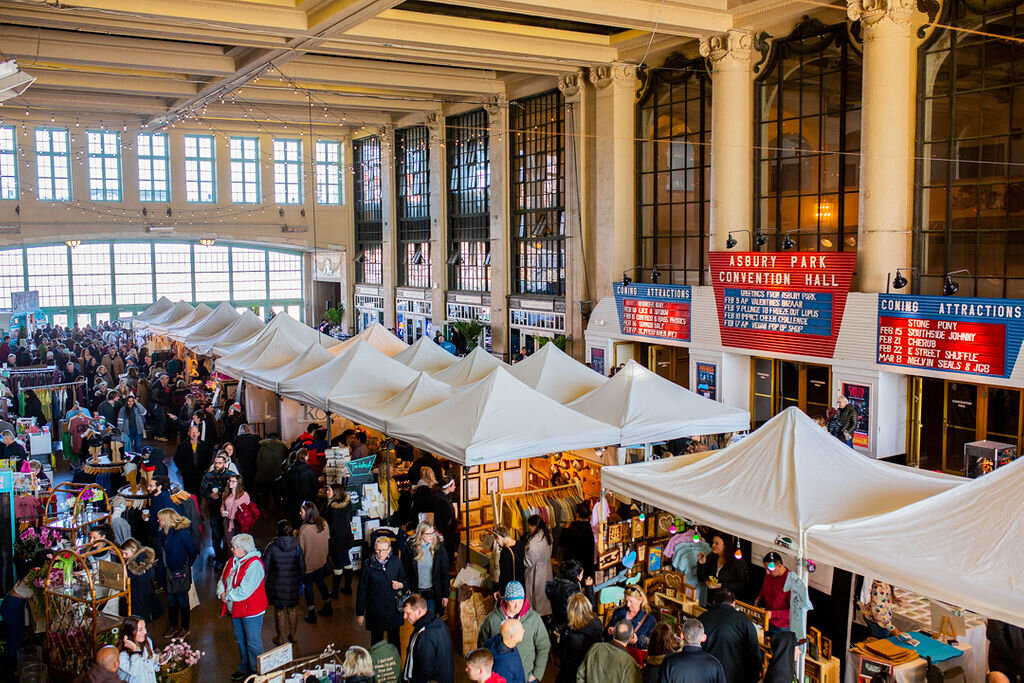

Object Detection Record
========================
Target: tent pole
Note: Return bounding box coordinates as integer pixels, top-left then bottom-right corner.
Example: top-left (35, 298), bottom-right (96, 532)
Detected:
top-left (326, 412), bottom-right (332, 441)
top-left (796, 531), bottom-right (808, 683)
top-left (463, 464), bottom-right (470, 568)
top-left (276, 394), bottom-right (282, 436)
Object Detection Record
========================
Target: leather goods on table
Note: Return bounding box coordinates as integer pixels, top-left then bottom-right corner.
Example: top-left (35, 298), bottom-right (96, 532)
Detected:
top-left (852, 638), bottom-right (918, 665)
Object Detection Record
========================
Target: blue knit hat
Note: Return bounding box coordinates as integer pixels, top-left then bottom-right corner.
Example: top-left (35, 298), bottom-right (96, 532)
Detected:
top-left (504, 581), bottom-right (526, 601)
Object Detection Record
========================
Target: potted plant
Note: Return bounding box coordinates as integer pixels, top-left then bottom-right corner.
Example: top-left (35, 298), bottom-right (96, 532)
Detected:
top-left (450, 320), bottom-right (485, 352)
top-left (159, 638), bottom-right (203, 682)
top-left (324, 303), bottom-right (345, 328)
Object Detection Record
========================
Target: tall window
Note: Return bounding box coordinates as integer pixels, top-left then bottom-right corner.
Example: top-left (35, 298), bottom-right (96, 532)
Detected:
top-left (396, 126), bottom-right (430, 288)
top-left (274, 138), bottom-right (302, 204)
top-left (0, 126), bottom-right (17, 200)
top-left (353, 136), bottom-right (383, 284)
top-left (231, 247), bottom-right (267, 301)
top-left (510, 90), bottom-right (566, 296)
top-left (137, 132), bottom-right (170, 202)
top-left (193, 245), bottom-right (230, 301)
top-left (447, 109), bottom-right (490, 291)
top-left (154, 243), bottom-right (194, 300)
top-left (184, 134), bottom-right (216, 203)
top-left (230, 137), bottom-right (260, 204)
top-left (70, 243), bottom-right (113, 306)
top-left (26, 245), bottom-right (70, 307)
top-left (754, 18), bottom-right (861, 252)
top-left (113, 243), bottom-right (154, 305)
top-left (35, 128), bottom-right (71, 202)
top-left (269, 251), bottom-right (303, 300)
top-left (637, 54), bottom-right (711, 285)
top-left (86, 130), bottom-right (121, 201)
top-left (315, 140), bottom-right (343, 205)
top-left (916, 0), bottom-right (1024, 297)
top-left (0, 249), bottom-right (24, 308)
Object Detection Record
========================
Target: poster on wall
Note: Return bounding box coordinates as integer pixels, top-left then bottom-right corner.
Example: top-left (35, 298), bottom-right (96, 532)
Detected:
top-left (313, 250), bottom-right (346, 283)
top-left (696, 362), bottom-right (717, 400)
top-left (876, 294), bottom-right (1024, 379)
top-left (841, 382), bottom-right (871, 450)
top-left (613, 282), bottom-right (692, 342)
top-left (590, 347), bottom-right (605, 376)
top-left (708, 252), bottom-right (857, 357)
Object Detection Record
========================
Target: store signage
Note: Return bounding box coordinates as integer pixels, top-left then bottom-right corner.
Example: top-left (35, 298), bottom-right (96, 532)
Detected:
top-left (877, 295), bottom-right (1024, 378)
top-left (841, 382), bottom-right (871, 450)
top-left (696, 362), bottom-right (717, 401)
top-left (708, 252), bottom-right (857, 357)
top-left (613, 282), bottom-right (692, 342)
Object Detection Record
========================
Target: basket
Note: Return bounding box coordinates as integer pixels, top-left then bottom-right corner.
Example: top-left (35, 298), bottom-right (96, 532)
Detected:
top-left (160, 664), bottom-right (196, 683)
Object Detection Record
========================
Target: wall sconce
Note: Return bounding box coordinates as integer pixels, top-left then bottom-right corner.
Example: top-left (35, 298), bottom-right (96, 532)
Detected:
top-left (199, 238), bottom-right (216, 247)
top-left (446, 251), bottom-right (462, 266)
top-left (726, 229), bottom-right (751, 249)
top-left (943, 269), bottom-right (971, 296)
top-left (353, 250), bottom-right (366, 264)
top-left (886, 266), bottom-right (917, 293)
top-left (65, 239), bottom-right (81, 248)
top-left (781, 233), bottom-right (795, 250)
top-left (621, 265), bottom-right (642, 286)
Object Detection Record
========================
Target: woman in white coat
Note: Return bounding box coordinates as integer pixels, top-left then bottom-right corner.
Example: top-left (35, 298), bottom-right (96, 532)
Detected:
top-left (523, 514), bottom-right (553, 617)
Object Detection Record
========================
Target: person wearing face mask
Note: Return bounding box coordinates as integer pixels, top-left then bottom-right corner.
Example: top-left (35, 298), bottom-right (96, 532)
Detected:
top-left (356, 536), bottom-right (408, 647)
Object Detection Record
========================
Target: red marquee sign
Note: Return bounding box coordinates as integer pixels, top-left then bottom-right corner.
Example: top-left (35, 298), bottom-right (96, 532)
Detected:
top-left (709, 251), bottom-right (857, 357)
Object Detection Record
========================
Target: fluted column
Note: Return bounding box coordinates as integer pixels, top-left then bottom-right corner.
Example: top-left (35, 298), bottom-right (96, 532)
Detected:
top-left (590, 64), bottom-right (639, 298)
top-left (379, 124), bottom-right (396, 327)
top-left (701, 29), bottom-right (756, 250)
top-left (486, 97), bottom-right (509, 358)
top-left (848, 0), bottom-right (917, 292)
top-left (425, 110), bottom-right (446, 328)
top-left (559, 71), bottom-right (591, 360)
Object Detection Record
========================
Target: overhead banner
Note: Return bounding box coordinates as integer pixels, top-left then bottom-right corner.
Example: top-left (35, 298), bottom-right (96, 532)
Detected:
top-left (708, 252), bottom-right (857, 357)
top-left (613, 282), bottom-right (692, 342)
top-left (877, 295), bottom-right (1024, 378)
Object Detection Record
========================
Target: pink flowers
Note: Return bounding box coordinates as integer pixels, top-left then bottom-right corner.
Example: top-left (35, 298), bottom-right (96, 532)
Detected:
top-left (15, 525), bottom-right (62, 557)
top-left (161, 639), bottom-right (204, 673)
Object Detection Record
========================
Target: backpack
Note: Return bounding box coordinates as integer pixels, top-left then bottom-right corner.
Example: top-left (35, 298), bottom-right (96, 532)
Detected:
top-left (236, 502), bottom-right (261, 533)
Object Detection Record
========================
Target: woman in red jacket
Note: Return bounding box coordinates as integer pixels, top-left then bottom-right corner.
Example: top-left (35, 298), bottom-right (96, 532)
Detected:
top-left (217, 534), bottom-right (268, 681)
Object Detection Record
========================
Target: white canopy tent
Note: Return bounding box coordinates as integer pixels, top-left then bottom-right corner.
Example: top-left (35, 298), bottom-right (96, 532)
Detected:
top-left (215, 327), bottom-right (312, 379)
top-left (211, 312), bottom-right (339, 358)
top-left (131, 297), bottom-right (175, 325)
top-left (166, 302), bottom-right (238, 343)
top-left (135, 300), bottom-right (194, 331)
top-left (280, 340), bottom-right (419, 413)
top-left (186, 309), bottom-right (264, 356)
top-left (507, 342), bottom-right (607, 403)
top-left (568, 359), bottom-right (750, 445)
top-left (392, 335), bottom-right (458, 373)
top-left (600, 407), bottom-right (964, 551)
top-left (333, 322), bottom-right (408, 357)
top-left (431, 346), bottom-right (507, 386)
top-left (806, 458), bottom-right (1024, 628)
top-left (244, 343), bottom-right (341, 393)
top-left (333, 370), bottom-right (454, 433)
top-left (148, 303), bottom-right (212, 337)
top-left (386, 367), bottom-right (621, 466)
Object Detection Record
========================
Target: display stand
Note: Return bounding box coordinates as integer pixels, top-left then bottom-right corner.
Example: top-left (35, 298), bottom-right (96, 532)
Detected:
top-left (245, 644), bottom-right (344, 682)
top-left (44, 539), bottom-right (130, 678)
top-left (43, 482), bottom-right (111, 546)
top-left (0, 470), bottom-right (15, 594)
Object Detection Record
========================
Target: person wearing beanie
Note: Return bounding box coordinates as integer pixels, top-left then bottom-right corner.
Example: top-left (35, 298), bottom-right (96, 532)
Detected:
top-left (477, 581), bottom-right (551, 682)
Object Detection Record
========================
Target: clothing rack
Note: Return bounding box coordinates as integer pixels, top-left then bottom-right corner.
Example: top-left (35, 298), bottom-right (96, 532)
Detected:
top-left (492, 481), bottom-right (583, 534)
top-left (16, 379), bottom-right (87, 393)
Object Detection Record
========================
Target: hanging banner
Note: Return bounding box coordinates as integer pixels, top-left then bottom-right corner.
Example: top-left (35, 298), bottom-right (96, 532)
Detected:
top-left (708, 252), bottom-right (857, 357)
top-left (877, 295), bottom-right (1024, 378)
top-left (696, 362), bottom-right (717, 401)
top-left (613, 282), bottom-right (692, 342)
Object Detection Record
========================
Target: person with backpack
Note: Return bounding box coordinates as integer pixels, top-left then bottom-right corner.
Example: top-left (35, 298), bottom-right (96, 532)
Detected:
top-left (264, 520), bottom-right (305, 646)
top-left (222, 474), bottom-right (254, 548)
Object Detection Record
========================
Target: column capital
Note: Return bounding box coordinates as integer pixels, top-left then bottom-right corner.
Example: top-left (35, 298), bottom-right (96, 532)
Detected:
top-left (699, 28), bottom-right (757, 67)
top-left (423, 111), bottom-right (442, 128)
top-left (588, 64), bottom-right (639, 90)
top-left (484, 95), bottom-right (507, 119)
top-left (557, 70), bottom-right (587, 102)
top-left (847, 0), bottom-right (916, 28)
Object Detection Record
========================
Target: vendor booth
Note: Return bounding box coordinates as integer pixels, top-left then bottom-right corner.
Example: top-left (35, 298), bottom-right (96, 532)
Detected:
top-left (147, 302), bottom-right (211, 338)
top-left (393, 335), bottom-right (458, 373)
top-left (129, 296), bottom-right (175, 327)
top-left (186, 308), bottom-right (264, 357)
top-left (430, 346), bottom-right (507, 386)
top-left (166, 300), bottom-right (238, 344)
top-left (507, 341), bottom-right (607, 403)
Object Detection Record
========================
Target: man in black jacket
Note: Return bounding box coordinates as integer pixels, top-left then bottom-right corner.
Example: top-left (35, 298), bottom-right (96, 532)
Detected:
top-left (659, 618), bottom-right (726, 683)
top-left (402, 594), bottom-right (454, 683)
top-left (699, 588), bottom-right (762, 683)
top-left (174, 425), bottom-right (213, 496)
top-left (557, 502), bottom-right (595, 579)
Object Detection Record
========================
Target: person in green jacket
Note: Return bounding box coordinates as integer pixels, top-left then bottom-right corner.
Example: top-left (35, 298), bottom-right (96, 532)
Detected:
top-left (477, 581), bottom-right (551, 682)
top-left (369, 639), bottom-right (402, 683)
top-left (576, 619), bottom-right (642, 683)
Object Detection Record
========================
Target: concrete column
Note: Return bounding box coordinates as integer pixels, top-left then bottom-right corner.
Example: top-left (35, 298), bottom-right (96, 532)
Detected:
top-left (848, 0), bottom-right (916, 292)
top-left (486, 97), bottom-right (510, 358)
top-left (379, 124), bottom-right (397, 327)
top-left (426, 110), bottom-right (446, 329)
top-left (559, 71), bottom-right (591, 360)
top-left (701, 29), bottom-right (756, 250)
top-left (589, 64), bottom-right (639, 299)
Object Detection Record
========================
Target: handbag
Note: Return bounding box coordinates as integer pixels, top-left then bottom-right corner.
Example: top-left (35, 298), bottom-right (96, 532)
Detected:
top-left (166, 568), bottom-right (192, 593)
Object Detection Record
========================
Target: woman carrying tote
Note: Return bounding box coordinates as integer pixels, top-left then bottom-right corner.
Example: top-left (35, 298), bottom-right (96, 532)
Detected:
top-left (158, 508), bottom-right (198, 640)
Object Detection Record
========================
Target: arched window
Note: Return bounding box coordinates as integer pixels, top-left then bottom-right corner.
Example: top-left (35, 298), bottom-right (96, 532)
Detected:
top-left (916, 0), bottom-right (1024, 296)
top-left (636, 54), bottom-right (711, 285)
top-left (755, 18), bottom-right (862, 252)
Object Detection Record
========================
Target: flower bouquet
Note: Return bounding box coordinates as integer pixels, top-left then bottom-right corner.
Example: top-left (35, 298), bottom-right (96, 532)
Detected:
top-left (159, 638), bottom-right (203, 683)
top-left (14, 526), bottom-right (62, 559)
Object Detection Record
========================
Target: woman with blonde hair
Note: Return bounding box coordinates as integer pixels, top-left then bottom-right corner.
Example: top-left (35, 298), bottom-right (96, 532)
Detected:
top-left (342, 645), bottom-right (375, 683)
top-left (158, 508), bottom-right (198, 639)
top-left (402, 521), bottom-right (451, 613)
top-left (557, 593), bottom-right (603, 683)
top-left (608, 585), bottom-right (655, 649)
top-left (492, 525), bottom-right (524, 598)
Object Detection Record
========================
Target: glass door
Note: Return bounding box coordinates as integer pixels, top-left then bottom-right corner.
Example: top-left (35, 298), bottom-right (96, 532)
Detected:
top-left (751, 358), bottom-right (832, 428)
top-left (985, 387), bottom-right (1021, 452)
top-left (943, 382), bottom-right (978, 475)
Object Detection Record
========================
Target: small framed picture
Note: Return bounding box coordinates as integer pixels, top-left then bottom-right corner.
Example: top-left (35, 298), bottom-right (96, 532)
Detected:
top-left (647, 515), bottom-right (656, 537)
top-left (683, 581), bottom-right (697, 601)
top-left (598, 547), bottom-right (621, 570)
top-left (528, 471), bottom-right (544, 488)
top-left (607, 523), bottom-right (624, 546)
top-left (808, 627), bottom-right (822, 661)
top-left (656, 513), bottom-right (674, 537)
top-left (466, 478), bottom-right (480, 502)
top-left (486, 477), bottom-right (499, 494)
top-left (468, 466), bottom-right (480, 475)
top-left (648, 545), bottom-right (664, 572)
top-left (483, 462), bottom-right (501, 473)
top-left (502, 459), bottom-right (520, 470)
top-left (820, 635), bottom-right (832, 662)
top-left (631, 516), bottom-right (645, 540)
top-left (468, 508), bottom-right (483, 526)
top-left (636, 542), bottom-right (647, 564)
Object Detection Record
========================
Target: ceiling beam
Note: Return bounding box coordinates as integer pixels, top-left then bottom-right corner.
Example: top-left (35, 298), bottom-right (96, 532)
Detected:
top-left (307, 40), bottom-right (571, 75)
top-left (28, 70), bottom-right (200, 98)
top-left (279, 56), bottom-right (504, 96)
top-left (37, 0), bottom-right (308, 32)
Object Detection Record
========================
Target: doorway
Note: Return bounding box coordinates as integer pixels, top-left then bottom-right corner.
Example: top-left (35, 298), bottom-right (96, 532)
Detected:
top-left (911, 378), bottom-right (1021, 474)
top-left (751, 357), bottom-right (832, 429)
top-left (646, 344), bottom-right (689, 388)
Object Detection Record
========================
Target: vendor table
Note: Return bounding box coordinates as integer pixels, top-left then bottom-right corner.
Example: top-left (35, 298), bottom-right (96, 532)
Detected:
top-left (890, 588), bottom-right (987, 683)
top-left (845, 638), bottom-right (973, 683)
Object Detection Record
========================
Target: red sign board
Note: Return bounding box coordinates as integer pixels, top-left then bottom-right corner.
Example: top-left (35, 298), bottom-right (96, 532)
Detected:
top-left (878, 316), bottom-right (1006, 376)
top-left (709, 252), bottom-right (857, 357)
top-left (621, 299), bottom-right (690, 340)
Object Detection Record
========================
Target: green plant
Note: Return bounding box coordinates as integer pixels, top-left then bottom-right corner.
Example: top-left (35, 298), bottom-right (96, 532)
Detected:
top-left (17, 324), bottom-right (27, 341)
top-left (248, 304), bottom-right (260, 316)
top-left (532, 334), bottom-right (567, 351)
top-left (324, 303), bottom-right (345, 326)
top-left (450, 320), bottom-right (485, 351)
